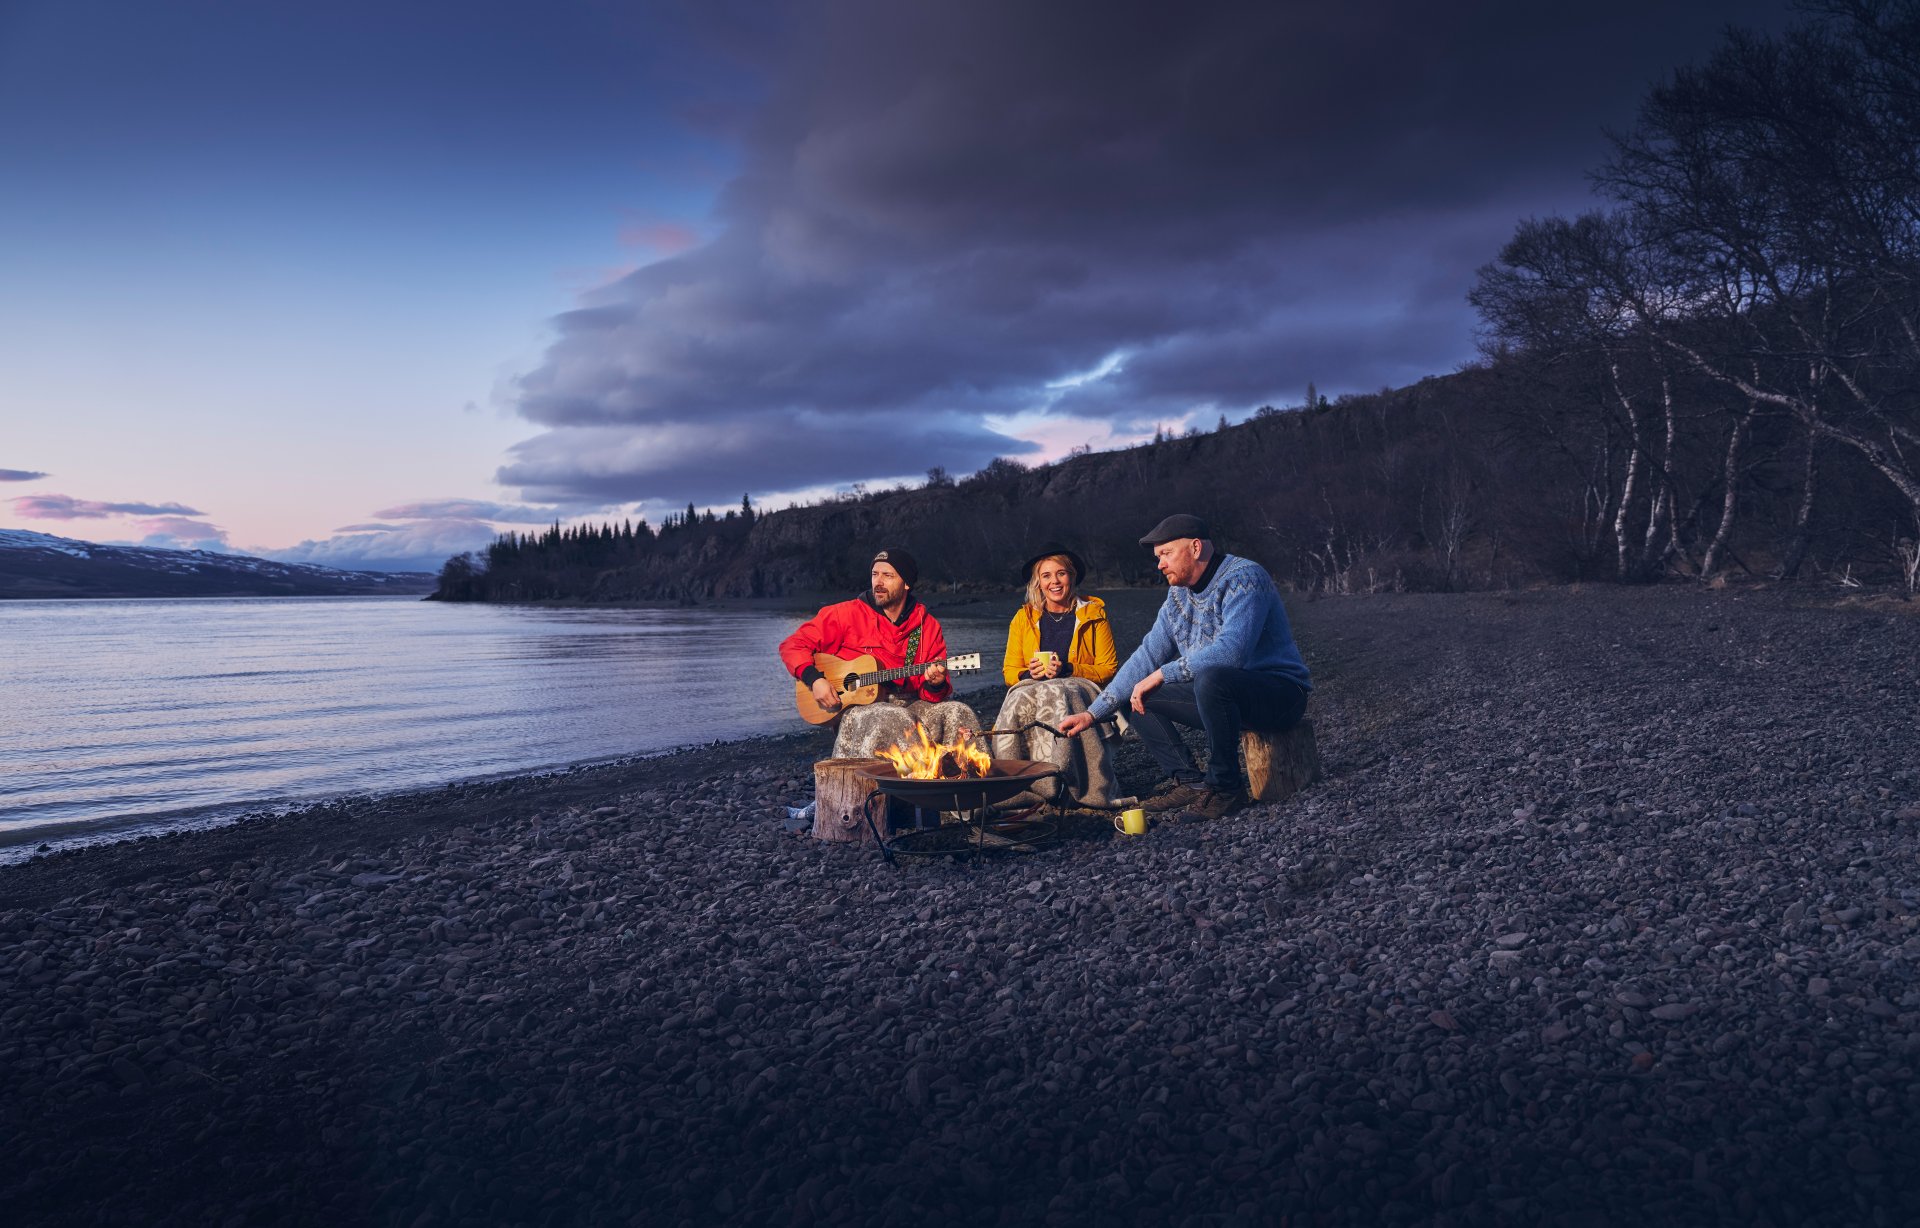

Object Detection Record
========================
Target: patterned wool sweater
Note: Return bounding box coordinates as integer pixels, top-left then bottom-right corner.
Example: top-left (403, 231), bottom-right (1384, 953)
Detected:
top-left (1088, 554), bottom-right (1311, 721)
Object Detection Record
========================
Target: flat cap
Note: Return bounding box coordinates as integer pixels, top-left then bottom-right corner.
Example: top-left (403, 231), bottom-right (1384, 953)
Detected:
top-left (1138, 513), bottom-right (1212, 546)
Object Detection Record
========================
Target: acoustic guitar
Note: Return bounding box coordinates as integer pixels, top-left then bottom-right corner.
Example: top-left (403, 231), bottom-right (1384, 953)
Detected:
top-left (794, 651), bottom-right (984, 724)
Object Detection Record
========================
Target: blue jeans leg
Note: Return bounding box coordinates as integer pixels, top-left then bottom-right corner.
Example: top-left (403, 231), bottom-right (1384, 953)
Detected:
top-left (1127, 704), bottom-right (1204, 785)
top-left (1138, 667), bottom-right (1309, 792)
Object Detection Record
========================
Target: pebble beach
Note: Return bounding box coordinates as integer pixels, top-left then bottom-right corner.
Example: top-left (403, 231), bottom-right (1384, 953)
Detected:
top-left (3, 586), bottom-right (1918, 1226)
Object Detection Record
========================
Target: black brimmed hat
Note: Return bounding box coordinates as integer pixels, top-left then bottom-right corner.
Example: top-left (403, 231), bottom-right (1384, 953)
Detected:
top-left (1017, 543), bottom-right (1086, 586)
top-left (1138, 513), bottom-right (1212, 546)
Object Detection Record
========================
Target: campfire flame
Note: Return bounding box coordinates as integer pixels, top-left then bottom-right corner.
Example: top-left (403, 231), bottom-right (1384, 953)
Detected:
top-left (878, 722), bottom-right (993, 779)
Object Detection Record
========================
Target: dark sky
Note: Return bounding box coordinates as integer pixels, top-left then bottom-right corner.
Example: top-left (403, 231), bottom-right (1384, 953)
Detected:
top-left (498, 0), bottom-right (1799, 511)
top-left (2, 0), bottom-right (1803, 557)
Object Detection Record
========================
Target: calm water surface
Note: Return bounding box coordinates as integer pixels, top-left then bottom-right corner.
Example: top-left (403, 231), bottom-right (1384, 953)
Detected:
top-left (0, 596), bottom-right (1008, 859)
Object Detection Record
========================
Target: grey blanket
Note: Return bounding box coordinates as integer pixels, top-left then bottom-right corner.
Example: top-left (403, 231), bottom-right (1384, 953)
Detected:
top-left (988, 678), bottom-right (1127, 808)
top-left (830, 697), bottom-right (982, 761)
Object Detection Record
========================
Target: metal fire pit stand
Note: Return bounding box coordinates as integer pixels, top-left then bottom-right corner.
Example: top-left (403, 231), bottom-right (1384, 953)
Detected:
top-left (855, 719), bottom-right (1086, 863)
top-left (866, 759), bottom-right (1067, 863)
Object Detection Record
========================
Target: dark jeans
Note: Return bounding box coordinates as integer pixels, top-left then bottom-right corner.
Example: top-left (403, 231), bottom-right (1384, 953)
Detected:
top-left (1131, 666), bottom-right (1309, 791)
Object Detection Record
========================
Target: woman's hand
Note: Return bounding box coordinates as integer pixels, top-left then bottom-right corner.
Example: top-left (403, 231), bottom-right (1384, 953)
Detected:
top-left (924, 663), bottom-right (948, 687)
top-left (1026, 652), bottom-right (1060, 680)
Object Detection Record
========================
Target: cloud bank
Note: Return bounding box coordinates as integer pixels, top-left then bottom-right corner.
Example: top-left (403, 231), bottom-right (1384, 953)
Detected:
top-left (5, 488), bottom-right (566, 573)
top-left (264, 496), bottom-right (574, 573)
top-left (499, 0), bottom-right (1790, 510)
top-left (129, 517), bottom-right (231, 552)
top-left (369, 498), bottom-right (567, 523)
top-left (272, 519), bottom-right (500, 574)
top-left (12, 493), bottom-right (207, 519)
top-left (0, 469), bottom-right (49, 482)
top-left (7, 490), bottom-right (229, 551)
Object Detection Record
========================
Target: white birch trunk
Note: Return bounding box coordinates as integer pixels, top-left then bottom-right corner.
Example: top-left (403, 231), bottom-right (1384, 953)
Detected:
top-left (1700, 406), bottom-right (1753, 579)
top-left (1607, 358), bottom-right (1643, 580)
top-left (1641, 365), bottom-right (1678, 572)
top-left (1780, 420), bottom-right (1820, 579)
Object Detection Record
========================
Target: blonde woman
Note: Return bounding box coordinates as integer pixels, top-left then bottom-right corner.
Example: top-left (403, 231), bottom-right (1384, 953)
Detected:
top-left (991, 545), bottom-right (1124, 806)
top-left (1001, 546), bottom-right (1116, 687)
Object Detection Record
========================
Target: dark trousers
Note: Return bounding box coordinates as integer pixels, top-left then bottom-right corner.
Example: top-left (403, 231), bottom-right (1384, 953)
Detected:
top-left (1131, 666), bottom-right (1309, 791)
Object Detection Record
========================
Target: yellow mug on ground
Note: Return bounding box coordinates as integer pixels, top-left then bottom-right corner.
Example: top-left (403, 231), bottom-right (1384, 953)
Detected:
top-left (1114, 808), bottom-right (1147, 836)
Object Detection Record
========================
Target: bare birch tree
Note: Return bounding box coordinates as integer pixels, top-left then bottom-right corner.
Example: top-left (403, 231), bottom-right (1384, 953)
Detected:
top-left (1600, 9), bottom-right (1920, 542)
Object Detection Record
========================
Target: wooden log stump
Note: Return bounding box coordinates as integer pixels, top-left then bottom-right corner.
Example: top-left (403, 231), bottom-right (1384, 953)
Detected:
top-left (1241, 718), bottom-right (1321, 803)
top-left (812, 758), bottom-right (887, 844)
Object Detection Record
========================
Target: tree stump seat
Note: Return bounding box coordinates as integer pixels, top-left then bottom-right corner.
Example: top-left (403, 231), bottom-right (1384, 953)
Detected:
top-left (1240, 718), bottom-right (1321, 802)
top-left (811, 757), bottom-right (887, 844)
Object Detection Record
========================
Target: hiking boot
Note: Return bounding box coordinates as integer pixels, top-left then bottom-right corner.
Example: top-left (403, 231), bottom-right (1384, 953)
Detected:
top-left (1178, 788), bottom-right (1251, 823)
top-left (1143, 780), bottom-right (1208, 812)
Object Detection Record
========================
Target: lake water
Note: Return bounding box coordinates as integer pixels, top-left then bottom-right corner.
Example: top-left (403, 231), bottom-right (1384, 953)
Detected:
top-left (0, 596), bottom-right (1013, 860)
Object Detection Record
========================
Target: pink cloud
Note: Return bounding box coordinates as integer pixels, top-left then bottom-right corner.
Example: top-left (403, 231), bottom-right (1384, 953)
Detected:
top-left (11, 492), bottom-right (205, 519)
top-left (616, 220), bottom-right (699, 254)
top-left (135, 516), bottom-right (228, 545)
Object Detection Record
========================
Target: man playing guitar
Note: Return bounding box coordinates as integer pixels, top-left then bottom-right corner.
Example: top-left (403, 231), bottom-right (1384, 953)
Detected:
top-left (778, 547), bottom-right (981, 758)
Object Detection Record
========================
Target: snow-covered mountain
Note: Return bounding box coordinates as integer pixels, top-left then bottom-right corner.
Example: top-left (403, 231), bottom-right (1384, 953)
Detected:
top-left (0, 530), bottom-right (437, 599)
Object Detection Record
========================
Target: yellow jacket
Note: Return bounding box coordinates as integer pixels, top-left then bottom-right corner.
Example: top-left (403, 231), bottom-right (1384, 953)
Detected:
top-left (1002, 597), bottom-right (1118, 687)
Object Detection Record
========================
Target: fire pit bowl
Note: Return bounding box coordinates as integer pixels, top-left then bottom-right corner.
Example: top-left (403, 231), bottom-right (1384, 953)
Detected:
top-left (864, 758), bottom-right (1061, 813)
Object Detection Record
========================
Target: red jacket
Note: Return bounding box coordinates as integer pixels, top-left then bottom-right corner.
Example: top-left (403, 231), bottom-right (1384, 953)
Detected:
top-left (779, 594), bottom-right (953, 703)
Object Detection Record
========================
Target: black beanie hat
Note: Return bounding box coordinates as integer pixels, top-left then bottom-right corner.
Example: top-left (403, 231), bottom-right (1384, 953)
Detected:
top-left (872, 547), bottom-right (919, 587)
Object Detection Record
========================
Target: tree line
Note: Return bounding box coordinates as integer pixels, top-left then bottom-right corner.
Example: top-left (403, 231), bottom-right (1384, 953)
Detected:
top-left (1471, 0), bottom-right (1920, 590)
top-left (437, 1), bottom-right (1920, 602)
top-left (433, 498), bottom-right (757, 602)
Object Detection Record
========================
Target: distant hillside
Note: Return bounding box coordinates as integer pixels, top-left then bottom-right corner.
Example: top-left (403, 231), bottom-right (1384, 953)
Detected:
top-left (432, 369), bottom-right (1517, 603)
top-left (0, 531), bottom-right (437, 599)
top-left (433, 362), bottom-right (1919, 605)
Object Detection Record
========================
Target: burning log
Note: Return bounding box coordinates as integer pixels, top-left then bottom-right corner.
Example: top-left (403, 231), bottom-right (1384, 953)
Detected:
top-left (934, 750), bottom-right (987, 779)
top-left (878, 722), bottom-right (991, 779)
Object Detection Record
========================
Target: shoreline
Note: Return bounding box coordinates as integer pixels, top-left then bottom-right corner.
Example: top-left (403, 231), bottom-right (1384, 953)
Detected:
top-left (3, 580), bottom-right (1909, 896)
top-left (0, 588), bottom-right (1158, 868)
top-left (0, 730), bottom-right (809, 865)
top-left (420, 584), bottom-right (1119, 613)
top-left (0, 724), bottom-right (834, 912)
top-left (4, 579), bottom-right (1909, 892)
top-left (5, 585), bottom-right (1918, 1224)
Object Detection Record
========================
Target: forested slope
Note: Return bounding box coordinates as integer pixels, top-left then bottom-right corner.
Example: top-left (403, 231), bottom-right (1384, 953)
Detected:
top-left (433, 362), bottom-right (1914, 604)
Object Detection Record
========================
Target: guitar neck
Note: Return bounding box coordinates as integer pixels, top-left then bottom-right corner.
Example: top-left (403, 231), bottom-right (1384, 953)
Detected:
top-left (858, 657), bottom-right (956, 686)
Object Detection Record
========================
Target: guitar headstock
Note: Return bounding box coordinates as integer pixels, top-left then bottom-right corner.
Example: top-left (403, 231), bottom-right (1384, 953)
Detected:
top-left (947, 653), bottom-right (983, 672)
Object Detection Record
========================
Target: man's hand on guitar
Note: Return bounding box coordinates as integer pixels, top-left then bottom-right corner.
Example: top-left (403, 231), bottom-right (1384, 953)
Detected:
top-left (1056, 712), bottom-right (1095, 737)
top-left (793, 651), bottom-right (981, 724)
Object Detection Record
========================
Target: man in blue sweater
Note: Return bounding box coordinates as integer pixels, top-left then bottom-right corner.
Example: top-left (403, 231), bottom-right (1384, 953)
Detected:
top-left (1058, 514), bottom-right (1310, 821)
